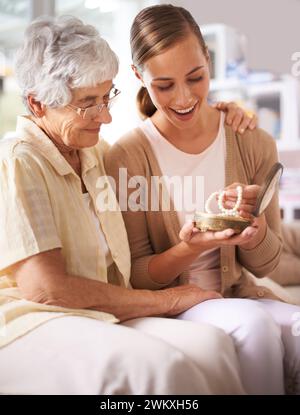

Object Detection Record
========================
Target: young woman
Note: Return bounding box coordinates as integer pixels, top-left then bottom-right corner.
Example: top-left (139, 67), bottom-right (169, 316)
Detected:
top-left (105, 4), bottom-right (300, 395)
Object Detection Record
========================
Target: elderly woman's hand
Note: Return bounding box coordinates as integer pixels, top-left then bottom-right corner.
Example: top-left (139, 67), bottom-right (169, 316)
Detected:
top-left (214, 101), bottom-right (257, 134)
top-left (161, 284), bottom-right (222, 317)
top-left (12, 247), bottom-right (222, 322)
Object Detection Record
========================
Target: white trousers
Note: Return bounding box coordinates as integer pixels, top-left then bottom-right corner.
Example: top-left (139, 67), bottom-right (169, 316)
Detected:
top-left (177, 298), bottom-right (300, 395)
top-left (0, 316), bottom-right (245, 395)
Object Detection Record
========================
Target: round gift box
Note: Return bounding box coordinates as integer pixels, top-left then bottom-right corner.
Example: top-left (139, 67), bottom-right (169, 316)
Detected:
top-left (194, 212), bottom-right (251, 234)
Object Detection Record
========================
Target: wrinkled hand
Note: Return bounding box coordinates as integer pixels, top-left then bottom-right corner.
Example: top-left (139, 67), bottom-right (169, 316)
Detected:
top-left (214, 101), bottom-right (257, 134)
top-left (162, 284), bottom-right (222, 317)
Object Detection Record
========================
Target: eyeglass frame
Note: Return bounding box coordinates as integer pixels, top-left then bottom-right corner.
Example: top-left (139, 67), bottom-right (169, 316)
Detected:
top-left (66, 86), bottom-right (121, 120)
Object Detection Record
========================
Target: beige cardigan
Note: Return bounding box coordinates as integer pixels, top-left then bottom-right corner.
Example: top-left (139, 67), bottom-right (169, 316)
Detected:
top-left (105, 123), bottom-right (289, 301)
top-left (269, 222), bottom-right (300, 286)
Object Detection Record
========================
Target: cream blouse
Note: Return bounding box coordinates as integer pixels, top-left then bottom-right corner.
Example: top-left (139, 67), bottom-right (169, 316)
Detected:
top-left (0, 116), bottom-right (131, 347)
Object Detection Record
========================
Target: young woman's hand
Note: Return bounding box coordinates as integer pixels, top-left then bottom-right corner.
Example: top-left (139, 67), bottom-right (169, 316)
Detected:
top-left (180, 183), bottom-right (268, 252)
top-left (214, 101), bottom-right (257, 134)
top-left (221, 183), bottom-right (268, 249)
top-left (179, 221), bottom-right (260, 253)
top-left (222, 182), bottom-right (260, 216)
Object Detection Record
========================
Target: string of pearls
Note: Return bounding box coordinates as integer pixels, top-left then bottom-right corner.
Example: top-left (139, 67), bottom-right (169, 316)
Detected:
top-left (205, 186), bottom-right (243, 217)
top-left (205, 191), bottom-right (220, 214)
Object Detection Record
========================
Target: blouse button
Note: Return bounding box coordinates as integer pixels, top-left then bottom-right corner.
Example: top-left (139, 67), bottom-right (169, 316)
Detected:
top-left (257, 289), bottom-right (265, 298)
top-left (222, 265), bottom-right (229, 272)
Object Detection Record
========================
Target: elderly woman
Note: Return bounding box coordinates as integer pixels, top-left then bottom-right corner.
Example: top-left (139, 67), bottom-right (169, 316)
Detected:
top-left (0, 16), bottom-right (258, 395)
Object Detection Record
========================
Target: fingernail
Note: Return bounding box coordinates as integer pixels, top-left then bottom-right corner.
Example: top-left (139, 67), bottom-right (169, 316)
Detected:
top-left (239, 128), bottom-right (245, 133)
top-left (226, 229), bottom-right (235, 237)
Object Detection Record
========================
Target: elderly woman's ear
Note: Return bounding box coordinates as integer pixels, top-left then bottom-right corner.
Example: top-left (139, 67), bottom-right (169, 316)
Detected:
top-left (27, 95), bottom-right (46, 117)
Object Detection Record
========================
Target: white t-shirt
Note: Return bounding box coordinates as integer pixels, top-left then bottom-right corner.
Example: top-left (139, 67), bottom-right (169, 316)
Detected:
top-left (82, 192), bottom-right (113, 268)
top-left (140, 113), bottom-right (226, 291)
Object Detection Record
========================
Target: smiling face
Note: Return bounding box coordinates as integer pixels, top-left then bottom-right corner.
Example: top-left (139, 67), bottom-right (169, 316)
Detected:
top-left (39, 80), bottom-right (113, 150)
top-left (140, 33), bottom-right (210, 130)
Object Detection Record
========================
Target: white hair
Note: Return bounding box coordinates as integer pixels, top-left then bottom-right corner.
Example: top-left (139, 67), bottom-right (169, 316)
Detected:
top-left (15, 15), bottom-right (119, 109)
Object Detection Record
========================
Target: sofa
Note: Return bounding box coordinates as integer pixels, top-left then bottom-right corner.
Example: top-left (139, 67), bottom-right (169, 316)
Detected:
top-left (260, 222), bottom-right (300, 305)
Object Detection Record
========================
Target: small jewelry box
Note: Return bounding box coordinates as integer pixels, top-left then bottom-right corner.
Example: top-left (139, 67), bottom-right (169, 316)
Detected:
top-left (194, 162), bottom-right (283, 234)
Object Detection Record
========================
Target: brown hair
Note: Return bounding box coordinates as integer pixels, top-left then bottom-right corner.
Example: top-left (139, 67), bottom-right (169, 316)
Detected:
top-left (130, 4), bottom-right (207, 118)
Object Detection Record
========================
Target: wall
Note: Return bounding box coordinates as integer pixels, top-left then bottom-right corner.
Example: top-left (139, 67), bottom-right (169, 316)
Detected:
top-left (167, 0), bottom-right (300, 76)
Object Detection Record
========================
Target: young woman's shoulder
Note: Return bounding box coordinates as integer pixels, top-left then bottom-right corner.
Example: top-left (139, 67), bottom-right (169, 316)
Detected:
top-left (236, 127), bottom-right (277, 153)
top-left (107, 127), bottom-right (149, 160)
top-left (104, 127), bottom-right (149, 174)
top-left (224, 124), bottom-right (279, 182)
top-left (116, 127), bottom-right (147, 149)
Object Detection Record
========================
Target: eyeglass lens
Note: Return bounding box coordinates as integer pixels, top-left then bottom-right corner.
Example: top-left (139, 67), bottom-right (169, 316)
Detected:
top-left (83, 87), bottom-right (120, 119)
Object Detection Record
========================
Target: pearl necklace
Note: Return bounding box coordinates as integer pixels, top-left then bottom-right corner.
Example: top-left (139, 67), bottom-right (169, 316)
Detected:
top-left (205, 185), bottom-right (243, 217)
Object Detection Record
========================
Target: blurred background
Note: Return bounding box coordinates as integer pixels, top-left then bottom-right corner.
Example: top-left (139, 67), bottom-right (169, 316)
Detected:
top-left (0, 0), bottom-right (300, 221)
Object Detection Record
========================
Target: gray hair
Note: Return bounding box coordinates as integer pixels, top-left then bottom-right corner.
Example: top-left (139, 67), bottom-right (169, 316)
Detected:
top-left (15, 15), bottom-right (119, 110)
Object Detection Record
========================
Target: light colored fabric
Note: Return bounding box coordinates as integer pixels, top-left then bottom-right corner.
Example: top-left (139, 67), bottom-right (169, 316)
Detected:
top-left (105, 122), bottom-right (292, 303)
top-left (256, 299), bottom-right (300, 395)
top-left (266, 222), bottom-right (300, 305)
top-left (140, 114), bottom-right (226, 292)
top-left (285, 286), bottom-right (300, 305)
top-left (0, 115), bottom-right (131, 348)
top-left (82, 192), bottom-right (113, 268)
top-left (268, 222), bottom-right (300, 287)
top-left (177, 298), bottom-right (286, 395)
top-left (0, 315), bottom-right (245, 395)
top-left (255, 277), bottom-right (300, 305)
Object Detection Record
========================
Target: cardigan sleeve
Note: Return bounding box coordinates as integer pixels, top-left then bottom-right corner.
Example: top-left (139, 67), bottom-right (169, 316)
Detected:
top-left (268, 222), bottom-right (300, 286)
top-left (237, 129), bottom-right (282, 277)
top-left (104, 138), bottom-right (170, 290)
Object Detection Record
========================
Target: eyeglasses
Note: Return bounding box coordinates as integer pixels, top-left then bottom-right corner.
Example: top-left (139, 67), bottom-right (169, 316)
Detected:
top-left (67, 86), bottom-right (121, 120)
